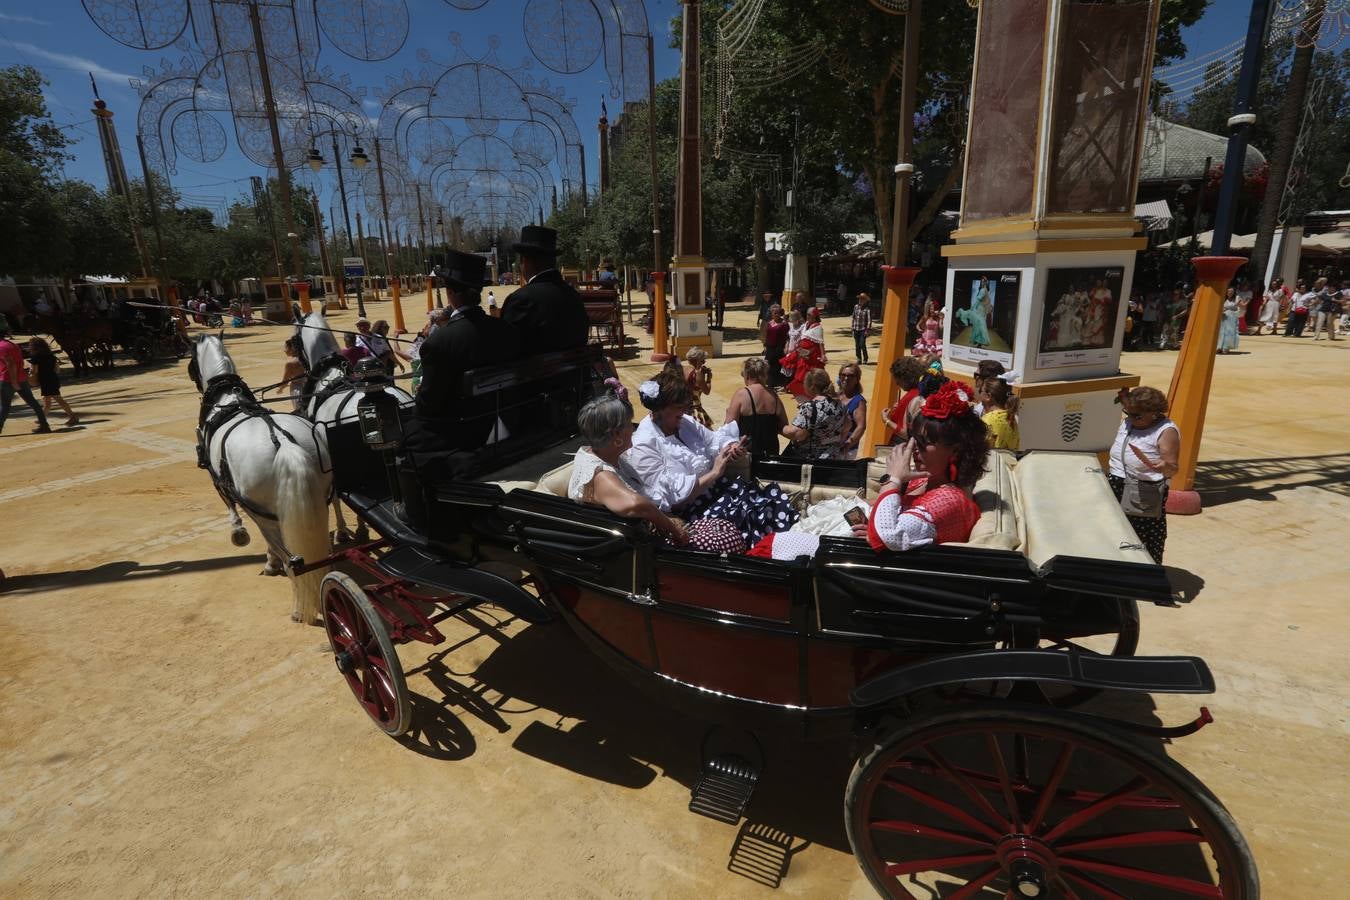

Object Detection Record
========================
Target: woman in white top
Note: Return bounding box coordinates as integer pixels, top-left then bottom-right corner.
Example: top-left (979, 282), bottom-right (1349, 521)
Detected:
top-left (568, 386), bottom-right (687, 545)
top-left (1107, 386), bottom-right (1180, 563)
top-left (627, 369), bottom-right (745, 512)
top-left (1256, 278), bottom-right (1284, 335)
top-left (628, 367), bottom-right (798, 546)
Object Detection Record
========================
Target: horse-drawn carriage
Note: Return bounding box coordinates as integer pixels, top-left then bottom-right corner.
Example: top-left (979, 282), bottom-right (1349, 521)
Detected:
top-left (274, 343), bottom-right (1258, 897)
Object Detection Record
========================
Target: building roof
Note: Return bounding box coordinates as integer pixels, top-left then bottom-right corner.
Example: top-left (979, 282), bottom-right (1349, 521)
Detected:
top-left (1138, 117), bottom-right (1266, 183)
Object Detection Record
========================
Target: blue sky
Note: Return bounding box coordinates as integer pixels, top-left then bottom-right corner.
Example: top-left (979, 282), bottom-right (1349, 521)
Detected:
top-left (0, 0), bottom-right (1252, 224)
top-left (0, 0), bottom-right (685, 225)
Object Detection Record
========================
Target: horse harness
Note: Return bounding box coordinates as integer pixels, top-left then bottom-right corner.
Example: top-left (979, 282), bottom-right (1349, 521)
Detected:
top-left (195, 372), bottom-right (308, 522)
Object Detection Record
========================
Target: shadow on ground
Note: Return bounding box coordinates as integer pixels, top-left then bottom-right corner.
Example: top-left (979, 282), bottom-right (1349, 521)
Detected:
top-left (0, 554), bottom-right (267, 595)
top-left (1196, 452), bottom-right (1350, 506)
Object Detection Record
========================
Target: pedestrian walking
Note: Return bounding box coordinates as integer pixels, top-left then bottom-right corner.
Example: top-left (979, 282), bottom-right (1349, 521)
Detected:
top-left (1256, 279), bottom-right (1285, 335)
top-left (0, 322), bottom-right (52, 434)
top-left (26, 338), bottom-right (78, 426)
top-left (1140, 291), bottom-right (1162, 348)
top-left (1310, 277), bottom-right (1340, 341)
top-left (1108, 387), bottom-right (1179, 564)
top-left (1217, 288), bottom-right (1241, 354)
top-left (850, 293), bottom-right (873, 363)
top-left (1284, 280), bottom-right (1311, 337)
top-left (756, 290), bottom-right (773, 327)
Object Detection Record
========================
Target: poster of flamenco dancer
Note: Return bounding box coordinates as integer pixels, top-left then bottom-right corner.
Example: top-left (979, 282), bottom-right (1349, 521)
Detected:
top-left (949, 271), bottom-right (1021, 367)
top-left (1036, 266), bottom-right (1124, 369)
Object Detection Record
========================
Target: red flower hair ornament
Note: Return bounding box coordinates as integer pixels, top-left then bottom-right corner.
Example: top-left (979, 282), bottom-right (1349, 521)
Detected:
top-left (921, 380), bottom-right (975, 420)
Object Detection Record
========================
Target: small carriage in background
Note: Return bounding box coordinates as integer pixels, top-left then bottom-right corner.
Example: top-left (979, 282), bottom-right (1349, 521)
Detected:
top-left (295, 347), bottom-right (1258, 897)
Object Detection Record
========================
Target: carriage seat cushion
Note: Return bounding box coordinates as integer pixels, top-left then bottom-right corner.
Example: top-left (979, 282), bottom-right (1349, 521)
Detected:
top-left (535, 461), bottom-right (575, 497)
top-left (1016, 451), bottom-right (1155, 568)
top-left (961, 449), bottom-right (1022, 551)
top-left (488, 480), bottom-right (537, 493)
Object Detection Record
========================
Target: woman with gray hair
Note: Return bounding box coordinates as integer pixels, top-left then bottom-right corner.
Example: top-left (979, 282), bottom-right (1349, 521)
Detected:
top-left (568, 383), bottom-right (688, 545)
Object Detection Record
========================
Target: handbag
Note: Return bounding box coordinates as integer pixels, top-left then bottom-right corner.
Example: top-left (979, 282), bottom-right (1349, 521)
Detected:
top-left (1118, 434), bottom-right (1164, 518)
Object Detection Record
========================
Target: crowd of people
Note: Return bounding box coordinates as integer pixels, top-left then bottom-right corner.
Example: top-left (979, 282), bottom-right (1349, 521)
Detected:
top-left (1125, 275), bottom-right (1348, 352)
top-left (569, 366), bottom-right (995, 560)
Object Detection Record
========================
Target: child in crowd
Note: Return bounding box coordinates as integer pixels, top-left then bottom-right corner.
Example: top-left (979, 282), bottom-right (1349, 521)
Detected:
top-left (339, 331), bottom-right (370, 368)
top-left (685, 347), bottom-right (713, 428)
top-left (979, 376), bottom-right (1019, 450)
top-left (26, 337), bottom-right (78, 427)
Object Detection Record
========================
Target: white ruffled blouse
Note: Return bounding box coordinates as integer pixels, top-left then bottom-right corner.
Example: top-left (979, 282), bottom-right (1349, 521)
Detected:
top-left (568, 448), bottom-right (646, 504)
top-left (624, 414), bottom-right (740, 512)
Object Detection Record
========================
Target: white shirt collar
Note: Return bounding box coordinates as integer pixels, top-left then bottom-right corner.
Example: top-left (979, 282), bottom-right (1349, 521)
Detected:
top-left (527, 268), bottom-right (558, 285)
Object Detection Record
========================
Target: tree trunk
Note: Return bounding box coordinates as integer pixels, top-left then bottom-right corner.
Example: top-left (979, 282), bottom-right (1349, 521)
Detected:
top-left (753, 186), bottom-right (770, 293)
top-left (1249, 3), bottom-right (1321, 288)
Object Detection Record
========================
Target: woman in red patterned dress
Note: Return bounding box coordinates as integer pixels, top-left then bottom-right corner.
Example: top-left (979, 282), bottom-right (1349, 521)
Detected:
top-left (751, 381), bottom-right (988, 559)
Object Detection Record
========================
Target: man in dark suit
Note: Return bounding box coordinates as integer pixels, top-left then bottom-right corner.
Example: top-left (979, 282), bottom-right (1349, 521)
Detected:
top-left (404, 249), bottom-right (521, 470)
top-left (500, 225), bottom-right (590, 355)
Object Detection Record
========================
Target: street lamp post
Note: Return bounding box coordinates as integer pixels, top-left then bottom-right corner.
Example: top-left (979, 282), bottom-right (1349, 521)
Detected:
top-left (307, 132), bottom-right (369, 317)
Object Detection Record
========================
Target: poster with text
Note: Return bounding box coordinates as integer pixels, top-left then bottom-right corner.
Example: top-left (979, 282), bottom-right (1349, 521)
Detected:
top-left (1036, 266), bottom-right (1124, 369)
top-left (948, 271), bottom-right (1020, 367)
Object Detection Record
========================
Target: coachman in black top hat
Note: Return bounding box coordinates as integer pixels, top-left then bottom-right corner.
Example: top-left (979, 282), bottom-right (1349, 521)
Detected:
top-left (403, 248), bottom-right (521, 474)
top-left (500, 225), bottom-right (590, 355)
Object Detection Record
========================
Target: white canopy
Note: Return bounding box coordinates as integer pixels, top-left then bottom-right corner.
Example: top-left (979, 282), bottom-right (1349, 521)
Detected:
top-left (1134, 200), bottom-right (1172, 232)
top-left (1157, 230), bottom-right (1256, 251)
top-left (1302, 231), bottom-right (1350, 254)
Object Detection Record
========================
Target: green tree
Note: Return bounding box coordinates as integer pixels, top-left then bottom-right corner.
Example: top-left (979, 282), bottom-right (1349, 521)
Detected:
top-left (0, 65), bottom-right (71, 276)
top-left (52, 181), bottom-right (140, 276)
top-left (704, 0), bottom-right (1211, 262)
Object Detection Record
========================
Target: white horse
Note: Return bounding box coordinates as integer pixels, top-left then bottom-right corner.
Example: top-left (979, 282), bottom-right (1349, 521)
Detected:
top-left (190, 334), bottom-right (332, 624)
top-left (292, 308), bottom-right (414, 542)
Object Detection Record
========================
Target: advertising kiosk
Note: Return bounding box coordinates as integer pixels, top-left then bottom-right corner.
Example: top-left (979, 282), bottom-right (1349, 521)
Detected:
top-left (941, 0), bottom-right (1162, 451)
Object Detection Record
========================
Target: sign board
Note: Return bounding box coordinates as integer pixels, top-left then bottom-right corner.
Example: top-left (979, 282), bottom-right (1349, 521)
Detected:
top-left (342, 256), bottom-right (366, 277)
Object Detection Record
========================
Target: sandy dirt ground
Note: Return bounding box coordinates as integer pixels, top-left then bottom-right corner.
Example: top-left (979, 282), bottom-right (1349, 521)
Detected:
top-left (2, 292), bottom-right (1347, 897)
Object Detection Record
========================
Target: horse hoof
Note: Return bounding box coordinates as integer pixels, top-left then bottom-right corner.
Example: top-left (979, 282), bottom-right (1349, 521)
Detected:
top-left (260, 565), bottom-right (283, 577)
top-left (230, 528), bottom-right (251, 547)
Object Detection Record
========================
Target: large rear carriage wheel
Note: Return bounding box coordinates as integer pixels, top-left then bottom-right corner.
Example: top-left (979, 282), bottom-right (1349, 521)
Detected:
top-left (846, 704), bottom-right (1257, 899)
top-left (321, 572), bottom-right (411, 736)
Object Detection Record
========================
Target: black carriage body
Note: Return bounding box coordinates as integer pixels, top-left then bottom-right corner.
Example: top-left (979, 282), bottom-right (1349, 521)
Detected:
top-left (326, 350), bottom-right (1189, 740)
top-left (315, 350), bottom-right (1253, 898)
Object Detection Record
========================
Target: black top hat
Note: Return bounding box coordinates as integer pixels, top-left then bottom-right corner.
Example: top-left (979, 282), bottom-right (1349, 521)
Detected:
top-left (436, 248), bottom-right (488, 290)
top-left (512, 225), bottom-right (557, 256)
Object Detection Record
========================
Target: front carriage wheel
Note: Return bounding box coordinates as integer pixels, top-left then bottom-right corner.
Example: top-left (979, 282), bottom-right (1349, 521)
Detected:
top-left (845, 703), bottom-right (1257, 899)
top-left (320, 572), bottom-right (412, 737)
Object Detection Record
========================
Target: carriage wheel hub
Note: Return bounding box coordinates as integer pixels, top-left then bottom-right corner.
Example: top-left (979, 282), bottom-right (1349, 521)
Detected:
top-left (334, 650), bottom-right (356, 674)
top-left (996, 836), bottom-right (1054, 896)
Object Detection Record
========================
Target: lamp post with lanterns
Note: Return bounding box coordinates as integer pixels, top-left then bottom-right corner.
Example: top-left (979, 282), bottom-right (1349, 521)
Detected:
top-left (306, 130), bottom-right (370, 318)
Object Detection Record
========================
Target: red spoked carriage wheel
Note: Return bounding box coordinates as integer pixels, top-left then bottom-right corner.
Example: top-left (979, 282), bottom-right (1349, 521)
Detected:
top-left (845, 704), bottom-right (1257, 899)
top-left (321, 572), bottom-right (412, 737)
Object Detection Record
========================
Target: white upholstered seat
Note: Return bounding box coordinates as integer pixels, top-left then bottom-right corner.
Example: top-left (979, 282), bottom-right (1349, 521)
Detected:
top-left (1016, 451), bottom-right (1154, 568)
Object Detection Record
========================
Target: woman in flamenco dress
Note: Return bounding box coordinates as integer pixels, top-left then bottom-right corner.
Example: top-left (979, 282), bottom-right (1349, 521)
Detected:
top-left (781, 312), bottom-right (827, 402)
top-left (912, 297), bottom-right (944, 358)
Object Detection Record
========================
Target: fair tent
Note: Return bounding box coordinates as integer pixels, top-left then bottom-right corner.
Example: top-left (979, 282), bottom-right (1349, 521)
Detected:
top-left (1156, 231), bottom-right (1256, 251)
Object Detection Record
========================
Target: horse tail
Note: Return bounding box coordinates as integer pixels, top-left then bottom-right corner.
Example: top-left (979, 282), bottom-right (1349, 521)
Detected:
top-left (273, 439), bottom-right (331, 624)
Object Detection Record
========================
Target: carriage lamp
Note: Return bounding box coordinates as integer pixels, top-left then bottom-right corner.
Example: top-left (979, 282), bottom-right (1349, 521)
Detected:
top-left (354, 359), bottom-right (402, 450)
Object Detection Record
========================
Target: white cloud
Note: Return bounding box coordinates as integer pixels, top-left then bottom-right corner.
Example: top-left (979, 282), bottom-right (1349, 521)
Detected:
top-left (4, 40), bottom-right (136, 87)
top-left (0, 13), bottom-right (51, 25)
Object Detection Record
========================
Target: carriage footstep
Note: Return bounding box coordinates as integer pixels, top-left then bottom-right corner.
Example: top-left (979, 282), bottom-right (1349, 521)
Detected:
top-left (689, 753), bottom-right (760, 825)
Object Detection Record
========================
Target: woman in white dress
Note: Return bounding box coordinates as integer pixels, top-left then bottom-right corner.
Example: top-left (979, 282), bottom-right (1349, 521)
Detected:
top-left (568, 386), bottom-right (688, 545)
top-left (1256, 278), bottom-right (1284, 335)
